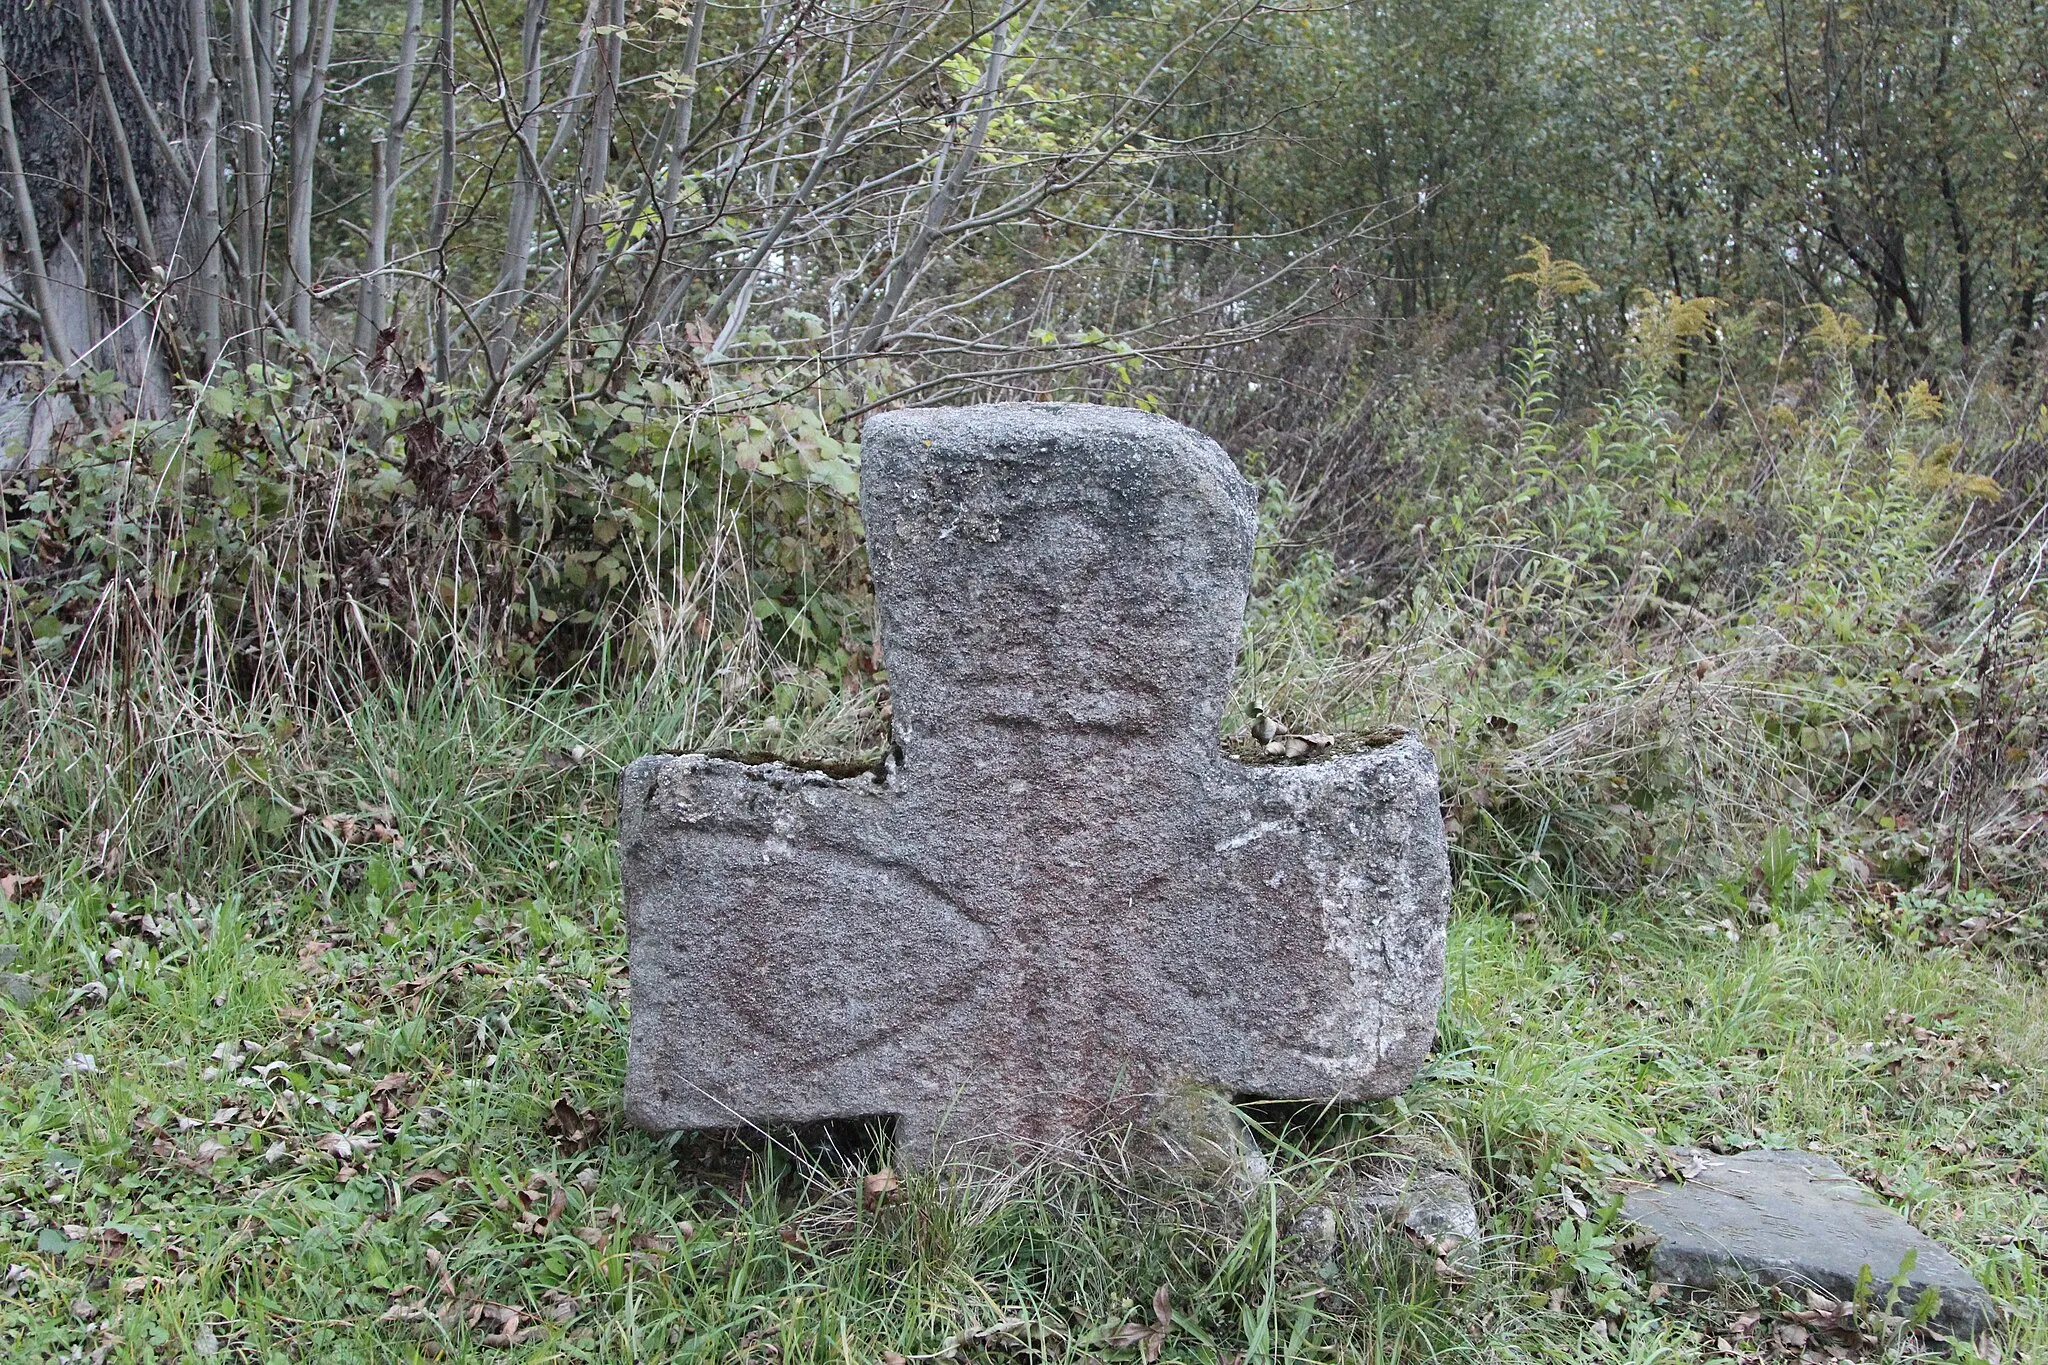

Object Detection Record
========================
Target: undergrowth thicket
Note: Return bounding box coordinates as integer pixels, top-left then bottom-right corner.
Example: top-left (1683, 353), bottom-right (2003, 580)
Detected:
top-left (1, 252), bottom-right (2044, 1362)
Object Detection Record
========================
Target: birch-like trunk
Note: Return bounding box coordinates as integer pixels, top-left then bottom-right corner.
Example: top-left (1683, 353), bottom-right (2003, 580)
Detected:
top-left (353, 0), bottom-right (423, 356)
top-left (284, 0), bottom-right (338, 340)
top-left (187, 0), bottom-right (226, 367)
top-left (486, 0), bottom-right (549, 374)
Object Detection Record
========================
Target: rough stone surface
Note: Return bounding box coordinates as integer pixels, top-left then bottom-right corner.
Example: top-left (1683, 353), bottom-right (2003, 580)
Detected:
top-left (0, 944), bottom-right (31, 1007)
top-left (621, 403), bottom-right (1451, 1166)
top-left (1129, 1083), bottom-right (1270, 1196)
top-left (1284, 1203), bottom-right (1340, 1265)
top-left (1623, 1149), bottom-right (1994, 1340)
top-left (1346, 1166), bottom-right (1483, 1258)
top-left (1286, 1148), bottom-right (1483, 1273)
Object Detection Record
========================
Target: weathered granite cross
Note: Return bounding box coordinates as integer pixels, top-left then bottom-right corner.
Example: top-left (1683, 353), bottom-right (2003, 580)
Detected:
top-left (621, 403), bottom-right (1450, 1165)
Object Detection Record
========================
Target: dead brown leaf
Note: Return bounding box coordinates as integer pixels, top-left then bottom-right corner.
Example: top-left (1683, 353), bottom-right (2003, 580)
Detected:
top-left (422, 1245), bottom-right (456, 1297)
top-left (317, 813), bottom-right (403, 847)
top-left (369, 1071), bottom-right (417, 1121)
top-left (1105, 1285), bottom-right (1171, 1363)
top-left (313, 1131), bottom-right (378, 1163)
top-left (862, 1166), bottom-right (903, 1210)
top-left (480, 1304), bottom-right (523, 1348)
top-left (542, 1096), bottom-right (604, 1154)
top-left (512, 1173), bottom-right (568, 1235)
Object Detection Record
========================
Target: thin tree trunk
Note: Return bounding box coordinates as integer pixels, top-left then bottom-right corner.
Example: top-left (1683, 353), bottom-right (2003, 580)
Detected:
top-left (643, 0), bottom-right (711, 329)
top-left (707, 1), bottom-right (917, 353)
top-left (285, 0), bottom-right (338, 339)
top-left (77, 0), bottom-right (158, 272)
top-left (540, 0), bottom-right (600, 175)
top-left (429, 0), bottom-right (454, 380)
top-left (232, 0), bottom-right (277, 359)
top-left (0, 25), bottom-right (73, 369)
top-left (662, 0), bottom-right (710, 229)
top-left (1940, 160), bottom-right (1972, 354)
top-left (858, 22), bottom-right (1012, 352)
top-left (486, 0), bottom-right (548, 373)
top-left (188, 0), bottom-right (226, 366)
top-left (568, 0), bottom-right (623, 296)
top-left (354, 0), bottom-right (423, 355)
top-left (99, 0), bottom-right (193, 198)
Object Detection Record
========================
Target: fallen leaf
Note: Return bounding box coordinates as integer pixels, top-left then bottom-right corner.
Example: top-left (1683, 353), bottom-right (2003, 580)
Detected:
top-left (423, 1245), bottom-right (456, 1296)
top-left (542, 1096), bottom-right (604, 1154)
top-left (313, 1131), bottom-right (377, 1162)
top-left (862, 1166), bottom-right (903, 1210)
top-left (480, 1304), bottom-right (523, 1348)
top-left (0, 871), bottom-right (43, 901)
top-left (1106, 1285), bottom-right (1171, 1363)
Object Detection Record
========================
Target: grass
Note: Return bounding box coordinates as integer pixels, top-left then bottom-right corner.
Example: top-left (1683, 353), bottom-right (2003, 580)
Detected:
top-left (0, 685), bottom-right (2041, 1362)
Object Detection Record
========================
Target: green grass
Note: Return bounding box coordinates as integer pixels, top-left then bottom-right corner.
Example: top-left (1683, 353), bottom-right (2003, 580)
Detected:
top-left (1, 697), bottom-right (2040, 1362)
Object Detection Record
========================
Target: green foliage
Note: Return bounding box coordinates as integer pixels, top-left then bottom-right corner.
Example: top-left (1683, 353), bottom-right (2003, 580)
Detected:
top-left (1233, 259), bottom-right (2044, 924)
top-left (3, 352), bottom-right (889, 694)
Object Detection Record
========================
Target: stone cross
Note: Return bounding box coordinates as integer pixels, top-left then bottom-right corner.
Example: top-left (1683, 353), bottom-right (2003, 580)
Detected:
top-left (621, 404), bottom-right (1450, 1165)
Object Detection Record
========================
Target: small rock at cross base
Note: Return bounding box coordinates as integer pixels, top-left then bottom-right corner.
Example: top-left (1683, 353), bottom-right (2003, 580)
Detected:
top-left (1329, 1146), bottom-right (1483, 1272)
top-left (1622, 1148), bottom-right (1994, 1341)
top-left (1128, 1083), bottom-right (1270, 1197)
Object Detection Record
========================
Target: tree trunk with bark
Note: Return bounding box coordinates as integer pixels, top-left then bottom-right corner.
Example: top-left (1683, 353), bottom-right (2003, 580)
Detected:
top-left (0, 0), bottom-right (192, 467)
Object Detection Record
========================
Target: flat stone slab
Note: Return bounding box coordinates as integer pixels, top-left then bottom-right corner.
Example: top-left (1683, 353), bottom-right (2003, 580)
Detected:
top-left (1623, 1149), bottom-right (1994, 1340)
top-left (621, 403), bottom-right (1450, 1165)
